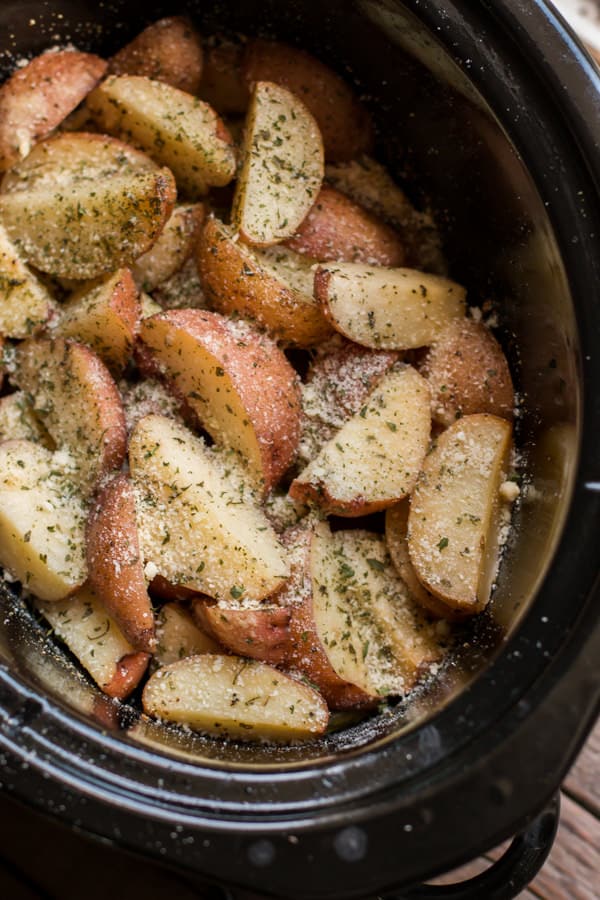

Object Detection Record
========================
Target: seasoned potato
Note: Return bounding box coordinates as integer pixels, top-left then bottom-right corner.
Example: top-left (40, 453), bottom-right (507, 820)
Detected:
top-left (36, 586), bottom-right (149, 698)
top-left (420, 318), bottom-right (514, 425)
top-left (142, 654), bottom-right (329, 742)
top-left (87, 75), bottom-right (236, 198)
top-left (0, 440), bottom-right (87, 600)
top-left (0, 49), bottom-right (107, 170)
top-left (129, 414), bottom-right (290, 602)
top-left (285, 186), bottom-right (405, 266)
top-left (0, 223), bottom-right (57, 338)
top-left (12, 337), bottom-right (127, 496)
top-left (155, 603), bottom-right (221, 666)
top-left (291, 365), bottom-right (431, 516)
top-left (53, 268), bottom-right (140, 372)
top-left (199, 37), bottom-right (249, 114)
top-left (243, 39), bottom-right (373, 162)
top-left (152, 257), bottom-right (207, 310)
top-left (191, 599), bottom-right (291, 664)
top-left (231, 81), bottom-right (324, 246)
top-left (0, 391), bottom-right (50, 445)
top-left (315, 262), bottom-right (466, 350)
top-left (408, 414), bottom-right (513, 613)
top-left (87, 474), bottom-right (156, 653)
top-left (0, 133), bottom-right (176, 279)
top-left (131, 204), bottom-right (205, 292)
top-left (109, 17), bottom-right (204, 94)
top-left (139, 310), bottom-right (301, 492)
top-left (197, 216), bottom-right (332, 346)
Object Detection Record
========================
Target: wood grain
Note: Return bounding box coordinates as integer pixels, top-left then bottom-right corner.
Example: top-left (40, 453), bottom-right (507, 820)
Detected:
top-left (564, 720), bottom-right (600, 815)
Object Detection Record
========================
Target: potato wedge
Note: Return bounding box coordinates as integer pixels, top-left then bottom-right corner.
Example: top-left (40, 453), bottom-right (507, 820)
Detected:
top-left (285, 186), bottom-right (405, 266)
top-left (314, 262), bottom-right (466, 350)
top-left (243, 39), bottom-right (373, 162)
top-left (0, 133), bottom-right (176, 279)
top-left (129, 414), bottom-right (289, 601)
top-left (0, 391), bottom-right (50, 445)
top-left (12, 337), bottom-right (127, 496)
top-left (191, 599), bottom-right (291, 665)
top-left (0, 440), bottom-right (87, 600)
top-left (291, 364), bottom-right (431, 516)
top-left (109, 17), bottom-right (204, 94)
top-left (155, 603), bottom-right (220, 666)
top-left (87, 474), bottom-right (155, 653)
top-left (0, 50), bottom-right (107, 170)
top-left (231, 81), bottom-right (324, 246)
top-left (139, 309), bottom-right (301, 491)
top-left (0, 222), bottom-right (57, 338)
top-left (35, 586), bottom-right (149, 698)
top-left (420, 318), bottom-right (514, 426)
top-left (200, 37), bottom-right (249, 115)
top-left (87, 75), bottom-right (236, 198)
top-left (53, 268), bottom-right (140, 372)
top-left (408, 414), bottom-right (513, 613)
top-left (142, 654), bottom-right (329, 742)
top-left (131, 204), bottom-right (205, 292)
top-left (197, 216), bottom-right (331, 346)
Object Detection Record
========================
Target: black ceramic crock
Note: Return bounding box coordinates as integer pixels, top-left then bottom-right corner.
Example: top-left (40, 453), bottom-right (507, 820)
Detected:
top-left (0, 1), bottom-right (599, 898)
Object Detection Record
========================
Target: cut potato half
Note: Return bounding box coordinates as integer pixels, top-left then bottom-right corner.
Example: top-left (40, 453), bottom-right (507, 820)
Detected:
top-left (0, 440), bottom-right (87, 600)
top-left (0, 391), bottom-right (50, 445)
top-left (129, 414), bottom-right (289, 602)
top-left (192, 599), bottom-right (291, 665)
top-left (109, 17), bottom-right (204, 94)
top-left (0, 223), bottom-right (57, 338)
top-left (142, 654), bottom-right (329, 742)
top-left (315, 262), bottom-right (466, 349)
top-left (198, 216), bottom-right (331, 346)
top-left (87, 75), bottom-right (236, 198)
top-left (231, 81), bottom-right (324, 246)
top-left (0, 133), bottom-right (176, 279)
top-left (408, 414), bottom-right (513, 612)
top-left (291, 364), bottom-right (431, 516)
top-left (35, 585), bottom-right (149, 698)
top-left (132, 204), bottom-right (205, 292)
top-left (155, 603), bottom-right (221, 666)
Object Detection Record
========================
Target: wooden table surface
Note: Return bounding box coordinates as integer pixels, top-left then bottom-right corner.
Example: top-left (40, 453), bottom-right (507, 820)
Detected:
top-left (0, 719), bottom-right (597, 899)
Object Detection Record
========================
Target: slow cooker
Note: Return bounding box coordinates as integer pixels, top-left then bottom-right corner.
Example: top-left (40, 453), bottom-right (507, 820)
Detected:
top-left (0, 1), bottom-right (598, 898)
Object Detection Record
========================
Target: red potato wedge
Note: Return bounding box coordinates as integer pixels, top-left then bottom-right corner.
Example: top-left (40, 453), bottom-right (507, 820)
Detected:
top-left (419, 318), bottom-right (515, 426)
top-left (243, 39), bottom-right (373, 162)
top-left (131, 204), bottom-right (205, 292)
top-left (155, 603), bottom-right (221, 666)
top-left (314, 262), bottom-right (466, 350)
top-left (0, 440), bottom-right (87, 600)
top-left (109, 17), bottom-right (204, 94)
top-left (191, 599), bottom-right (291, 665)
top-left (285, 186), bottom-right (406, 266)
top-left (408, 414), bottom-right (513, 613)
top-left (86, 474), bottom-right (156, 653)
top-left (86, 75), bottom-right (236, 199)
top-left (231, 81), bottom-right (324, 246)
top-left (52, 268), bottom-right (140, 373)
top-left (143, 654), bottom-right (329, 742)
top-left (129, 414), bottom-right (290, 602)
top-left (0, 49), bottom-right (107, 171)
top-left (12, 338), bottom-right (127, 496)
top-left (0, 391), bottom-right (51, 445)
top-left (139, 310), bottom-right (301, 492)
top-left (0, 223), bottom-right (57, 338)
top-left (199, 37), bottom-right (249, 114)
top-left (197, 217), bottom-right (332, 347)
top-left (291, 364), bottom-right (431, 516)
top-left (35, 586), bottom-right (149, 699)
top-left (148, 574), bottom-right (199, 603)
top-left (0, 132), bottom-right (176, 280)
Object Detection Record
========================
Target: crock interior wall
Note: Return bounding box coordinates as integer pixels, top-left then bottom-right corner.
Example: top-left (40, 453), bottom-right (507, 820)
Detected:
top-left (0, 0), bottom-right (579, 767)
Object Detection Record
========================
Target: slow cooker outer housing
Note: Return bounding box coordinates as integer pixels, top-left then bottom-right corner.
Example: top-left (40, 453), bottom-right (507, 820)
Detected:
top-left (0, 1), bottom-right (599, 898)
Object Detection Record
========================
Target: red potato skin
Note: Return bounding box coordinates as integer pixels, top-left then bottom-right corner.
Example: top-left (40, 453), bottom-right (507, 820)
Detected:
top-left (0, 50), bottom-right (107, 170)
top-left (285, 186), bottom-right (406, 266)
top-left (102, 651), bottom-right (151, 699)
top-left (288, 479), bottom-right (398, 518)
top-left (109, 17), bottom-right (204, 94)
top-left (191, 599), bottom-right (291, 664)
top-left (199, 39), bottom-right (249, 114)
top-left (243, 39), bottom-right (373, 162)
top-left (149, 574), bottom-right (199, 603)
top-left (87, 474), bottom-right (156, 653)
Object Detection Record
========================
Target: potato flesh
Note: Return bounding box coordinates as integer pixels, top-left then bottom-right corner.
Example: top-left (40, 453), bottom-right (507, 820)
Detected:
top-left (408, 414), bottom-right (513, 611)
top-left (132, 204), bottom-right (204, 291)
top-left (0, 440), bottom-right (87, 600)
top-left (142, 654), bottom-right (329, 741)
top-left (232, 81), bottom-right (324, 245)
top-left (129, 414), bottom-right (289, 601)
top-left (87, 75), bottom-right (236, 197)
top-left (316, 262), bottom-right (466, 349)
top-left (155, 603), bottom-right (220, 666)
top-left (292, 365), bottom-right (431, 513)
top-left (0, 223), bottom-right (56, 338)
top-left (0, 392), bottom-right (50, 445)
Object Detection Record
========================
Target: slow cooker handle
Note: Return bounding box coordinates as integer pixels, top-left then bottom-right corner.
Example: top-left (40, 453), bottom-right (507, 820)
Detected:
top-left (392, 793), bottom-right (560, 900)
